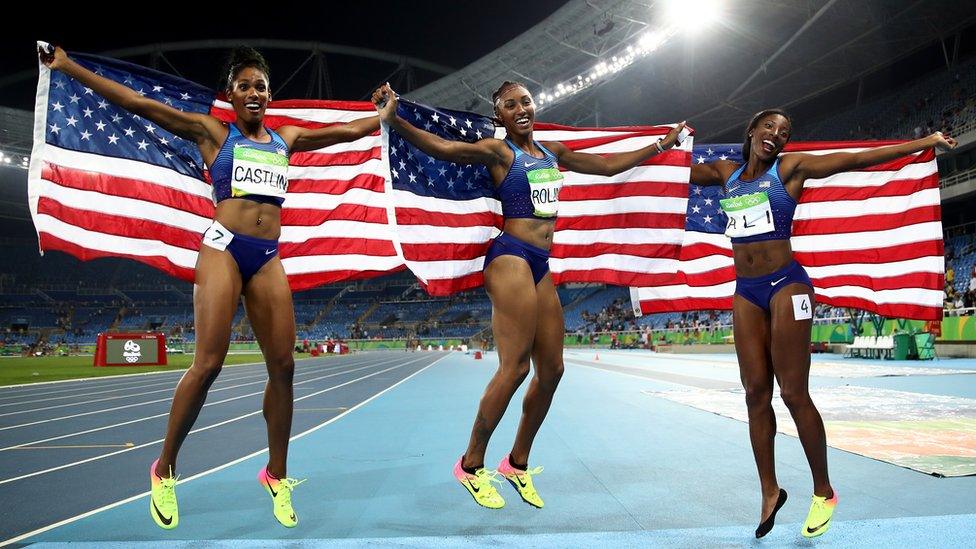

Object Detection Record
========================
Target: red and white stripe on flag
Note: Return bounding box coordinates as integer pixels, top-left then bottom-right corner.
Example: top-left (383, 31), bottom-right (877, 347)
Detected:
top-left (29, 57), bottom-right (402, 291)
top-left (384, 122), bottom-right (693, 296)
top-left (630, 141), bottom-right (945, 321)
top-left (209, 99), bottom-right (404, 289)
top-left (543, 123), bottom-right (692, 288)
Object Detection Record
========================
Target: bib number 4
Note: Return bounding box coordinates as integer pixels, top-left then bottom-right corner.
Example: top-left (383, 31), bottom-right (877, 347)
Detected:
top-left (791, 294), bottom-right (812, 321)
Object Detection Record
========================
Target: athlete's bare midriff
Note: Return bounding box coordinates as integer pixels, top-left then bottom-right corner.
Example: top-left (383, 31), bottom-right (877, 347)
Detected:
top-left (213, 198), bottom-right (282, 240)
top-left (732, 239), bottom-right (794, 278)
top-left (502, 218), bottom-right (556, 250)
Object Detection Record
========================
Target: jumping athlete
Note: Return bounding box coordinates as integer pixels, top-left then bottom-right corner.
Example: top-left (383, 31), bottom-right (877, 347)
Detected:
top-left (373, 81), bottom-right (685, 509)
top-left (41, 44), bottom-right (379, 529)
top-left (690, 109), bottom-right (956, 538)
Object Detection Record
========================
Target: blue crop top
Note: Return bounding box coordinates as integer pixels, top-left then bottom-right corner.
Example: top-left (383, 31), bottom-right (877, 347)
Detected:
top-left (209, 124), bottom-right (290, 206)
top-left (496, 140), bottom-right (564, 220)
top-left (720, 158), bottom-right (796, 244)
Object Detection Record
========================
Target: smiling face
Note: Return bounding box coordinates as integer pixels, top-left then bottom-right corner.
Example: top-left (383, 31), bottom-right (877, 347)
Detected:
top-left (227, 66), bottom-right (270, 125)
top-left (748, 113), bottom-right (792, 162)
top-left (494, 85), bottom-right (535, 138)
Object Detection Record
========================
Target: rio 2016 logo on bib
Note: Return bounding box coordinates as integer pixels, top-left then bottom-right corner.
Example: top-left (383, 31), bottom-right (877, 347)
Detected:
top-left (526, 167), bottom-right (563, 218)
top-left (719, 191), bottom-right (775, 238)
top-left (231, 146), bottom-right (289, 198)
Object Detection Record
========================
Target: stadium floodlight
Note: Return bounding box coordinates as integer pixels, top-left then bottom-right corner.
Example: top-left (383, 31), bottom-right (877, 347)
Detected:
top-left (533, 1), bottom-right (725, 111)
top-left (664, 0), bottom-right (723, 30)
top-left (535, 27), bottom-right (679, 110)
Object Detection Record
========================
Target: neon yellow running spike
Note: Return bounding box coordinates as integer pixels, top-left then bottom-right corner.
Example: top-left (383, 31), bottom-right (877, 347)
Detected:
top-left (453, 457), bottom-right (505, 509)
top-left (258, 466), bottom-right (306, 528)
top-left (802, 490), bottom-right (838, 538)
top-left (497, 454), bottom-right (545, 508)
top-left (149, 459), bottom-right (179, 530)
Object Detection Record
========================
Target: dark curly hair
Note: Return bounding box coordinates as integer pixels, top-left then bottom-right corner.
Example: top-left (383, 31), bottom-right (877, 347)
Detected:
top-left (491, 80), bottom-right (527, 105)
top-left (742, 108), bottom-right (792, 160)
top-left (223, 46), bottom-right (271, 90)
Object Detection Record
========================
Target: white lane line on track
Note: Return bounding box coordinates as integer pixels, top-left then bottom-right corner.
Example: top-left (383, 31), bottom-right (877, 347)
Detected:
top-left (0, 359), bottom-right (270, 391)
top-left (0, 355), bottom-right (372, 417)
top-left (0, 354), bottom-right (437, 482)
top-left (0, 355), bottom-right (392, 436)
top-left (0, 355), bottom-right (371, 403)
top-left (9, 443), bottom-right (134, 450)
top-left (0, 361), bottom-right (283, 405)
top-left (0, 370), bottom-right (277, 412)
top-left (0, 352), bottom-right (449, 548)
top-left (0, 353), bottom-right (364, 393)
top-left (0, 356), bottom-right (380, 432)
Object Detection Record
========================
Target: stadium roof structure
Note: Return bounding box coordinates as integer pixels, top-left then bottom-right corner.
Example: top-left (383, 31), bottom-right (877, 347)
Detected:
top-left (0, 39), bottom-right (455, 157)
top-left (409, 0), bottom-right (976, 140)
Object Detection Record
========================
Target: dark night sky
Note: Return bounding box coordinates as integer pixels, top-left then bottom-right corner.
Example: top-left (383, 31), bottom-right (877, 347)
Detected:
top-left (0, 2), bottom-right (571, 108)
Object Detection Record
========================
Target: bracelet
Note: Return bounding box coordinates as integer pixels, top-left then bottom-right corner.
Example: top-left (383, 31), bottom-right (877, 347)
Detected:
top-left (655, 139), bottom-right (665, 154)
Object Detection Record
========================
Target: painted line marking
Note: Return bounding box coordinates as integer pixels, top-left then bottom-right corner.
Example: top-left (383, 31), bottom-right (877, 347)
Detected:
top-left (0, 354), bottom-right (437, 484)
top-left (0, 352), bottom-right (449, 547)
top-left (0, 356), bottom-right (383, 432)
top-left (0, 355), bottom-right (398, 449)
top-left (10, 443), bottom-right (135, 450)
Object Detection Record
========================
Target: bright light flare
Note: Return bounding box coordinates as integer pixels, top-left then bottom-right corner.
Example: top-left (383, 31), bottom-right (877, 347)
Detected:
top-left (664, 0), bottom-right (723, 31)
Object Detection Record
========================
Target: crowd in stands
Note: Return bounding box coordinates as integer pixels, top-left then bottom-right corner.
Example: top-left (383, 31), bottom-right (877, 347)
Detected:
top-left (944, 231), bottom-right (976, 315)
top-left (802, 56), bottom-right (976, 144)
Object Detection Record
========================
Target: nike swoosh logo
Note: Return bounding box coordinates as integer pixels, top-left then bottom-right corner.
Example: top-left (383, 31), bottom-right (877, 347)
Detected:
top-left (268, 482), bottom-right (278, 497)
top-left (727, 185), bottom-right (740, 193)
top-left (524, 161), bottom-right (537, 167)
top-left (806, 517), bottom-right (830, 533)
top-left (515, 475), bottom-right (528, 489)
top-left (152, 497), bottom-right (173, 525)
top-left (264, 249), bottom-right (276, 255)
top-left (466, 479), bottom-right (480, 493)
top-left (770, 276), bottom-right (788, 286)
top-left (212, 229), bottom-right (224, 241)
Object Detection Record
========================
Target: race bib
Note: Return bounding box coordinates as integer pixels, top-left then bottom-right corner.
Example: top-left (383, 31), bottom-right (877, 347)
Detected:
top-left (720, 191), bottom-right (775, 238)
top-left (527, 167), bottom-right (563, 218)
top-left (202, 221), bottom-right (233, 251)
top-left (230, 146), bottom-right (289, 198)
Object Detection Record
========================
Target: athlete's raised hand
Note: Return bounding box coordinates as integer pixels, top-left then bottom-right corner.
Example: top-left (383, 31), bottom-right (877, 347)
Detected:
top-left (371, 83), bottom-right (398, 124)
top-left (38, 43), bottom-right (67, 70)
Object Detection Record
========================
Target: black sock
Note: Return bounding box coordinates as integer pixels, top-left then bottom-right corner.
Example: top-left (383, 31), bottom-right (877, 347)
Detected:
top-left (462, 463), bottom-right (482, 475)
top-left (266, 467), bottom-right (280, 481)
top-left (509, 455), bottom-right (528, 471)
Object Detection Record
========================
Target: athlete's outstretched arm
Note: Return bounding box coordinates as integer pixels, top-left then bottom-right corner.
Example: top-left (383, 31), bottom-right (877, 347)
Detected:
top-left (371, 84), bottom-right (507, 167)
top-left (277, 116), bottom-right (381, 153)
top-left (39, 45), bottom-right (224, 150)
top-left (690, 160), bottom-right (739, 187)
top-left (543, 123), bottom-right (686, 177)
top-left (785, 132), bottom-right (957, 181)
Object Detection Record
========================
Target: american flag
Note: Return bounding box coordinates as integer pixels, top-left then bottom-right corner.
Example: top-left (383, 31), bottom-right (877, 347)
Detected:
top-left (384, 99), bottom-right (693, 296)
top-left (29, 51), bottom-right (401, 291)
top-left (630, 142), bottom-right (945, 321)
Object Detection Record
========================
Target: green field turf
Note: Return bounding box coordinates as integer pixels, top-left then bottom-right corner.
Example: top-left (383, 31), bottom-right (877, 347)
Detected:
top-left (0, 353), bottom-right (318, 386)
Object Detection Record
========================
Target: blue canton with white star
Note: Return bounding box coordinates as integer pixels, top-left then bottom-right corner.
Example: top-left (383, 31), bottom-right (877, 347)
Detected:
top-left (45, 53), bottom-right (215, 178)
top-left (687, 144), bottom-right (743, 233)
top-left (389, 99), bottom-right (497, 200)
